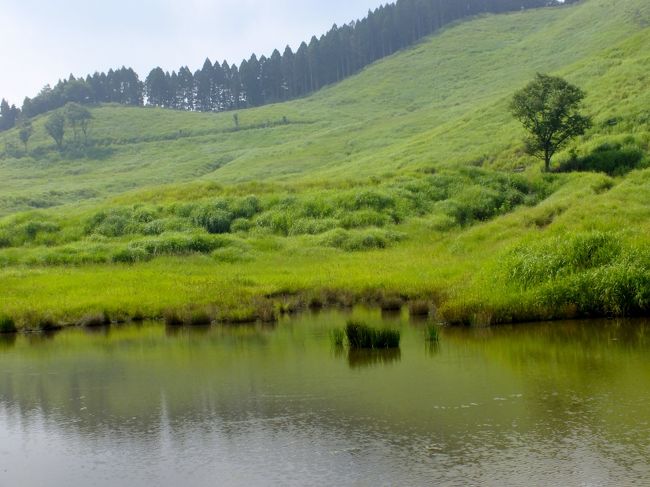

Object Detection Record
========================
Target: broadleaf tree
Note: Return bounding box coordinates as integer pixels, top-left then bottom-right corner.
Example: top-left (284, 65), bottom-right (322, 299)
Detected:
top-left (510, 73), bottom-right (592, 172)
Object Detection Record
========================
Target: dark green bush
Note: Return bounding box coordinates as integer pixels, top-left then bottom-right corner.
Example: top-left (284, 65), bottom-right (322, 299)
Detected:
top-left (342, 189), bottom-right (395, 212)
top-left (22, 221), bottom-right (60, 240)
top-left (192, 206), bottom-right (233, 234)
top-left (89, 210), bottom-right (134, 237)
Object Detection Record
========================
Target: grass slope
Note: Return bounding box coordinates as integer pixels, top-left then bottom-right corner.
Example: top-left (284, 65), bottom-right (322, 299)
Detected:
top-left (0, 0), bottom-right (649, 328)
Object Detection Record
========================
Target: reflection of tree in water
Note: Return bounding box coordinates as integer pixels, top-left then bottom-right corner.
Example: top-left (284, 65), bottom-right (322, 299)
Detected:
top-left (346, 349), bottom-right (402, 369)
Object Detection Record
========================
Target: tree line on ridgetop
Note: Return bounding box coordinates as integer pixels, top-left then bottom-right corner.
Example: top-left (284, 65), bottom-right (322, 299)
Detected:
top-left (0, 0), bottom-right (573, 132)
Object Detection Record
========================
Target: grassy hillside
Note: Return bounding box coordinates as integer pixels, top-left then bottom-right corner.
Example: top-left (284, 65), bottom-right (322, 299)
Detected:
top-left (1, 0), bottom-right (649, 329)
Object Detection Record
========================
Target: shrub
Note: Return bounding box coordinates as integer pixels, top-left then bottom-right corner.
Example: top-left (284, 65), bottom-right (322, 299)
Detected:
top-left (230, 195), bottom-right (262, 219)
top-left (347, 190), bottom-right (395, 212)
top-left (254, 210), bottom-right (291, 235)
top-left (299, 197), bottom-right (336, 218)
top-left (132, 207), bottom-right (158, 223)
top-left (230, 218), bottom-right (252, 233)
top-left (22, 221), bottom-right (60, 241)
top-left (98, 215), bottom-right (132, 236)
top-left (0, 231), bottom-right (11, 248)
top-left (192, 206), bottom-right (233, 234)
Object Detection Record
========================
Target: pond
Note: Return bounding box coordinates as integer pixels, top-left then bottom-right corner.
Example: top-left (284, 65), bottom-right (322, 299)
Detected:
top-left (1, 309), bottom-right (649, 486)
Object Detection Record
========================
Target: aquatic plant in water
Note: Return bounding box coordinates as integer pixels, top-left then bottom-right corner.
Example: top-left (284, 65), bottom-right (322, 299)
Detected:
top-left (345, 320), bottom-right (400, 349)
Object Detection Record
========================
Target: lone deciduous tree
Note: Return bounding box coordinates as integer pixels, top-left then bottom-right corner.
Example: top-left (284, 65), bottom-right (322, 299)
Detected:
top-left (510, 73), bottom-right (592, 172)
top-left (45, 110), bottom-right (66, 149)
top-left (65, 102), bottom-right (93, 145)
top-left (18, 119), bottom-right (34, 151)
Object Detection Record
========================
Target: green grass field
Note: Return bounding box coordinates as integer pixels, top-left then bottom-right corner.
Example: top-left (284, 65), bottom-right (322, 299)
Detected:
top-left (1, 0), bottom-right (649, 329)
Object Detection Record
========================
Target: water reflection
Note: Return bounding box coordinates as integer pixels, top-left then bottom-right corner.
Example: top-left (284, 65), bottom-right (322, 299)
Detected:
top-left (0, 314), bottom-right (649, 486)
top-left (342, 348), bottom-right (402, 369)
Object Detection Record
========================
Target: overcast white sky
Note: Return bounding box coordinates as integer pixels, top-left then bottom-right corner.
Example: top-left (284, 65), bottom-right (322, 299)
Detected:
top-left (0, 0), bottom-right (382, 105)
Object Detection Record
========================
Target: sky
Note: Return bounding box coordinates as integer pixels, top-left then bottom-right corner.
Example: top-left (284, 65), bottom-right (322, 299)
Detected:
top-left (0, 0), bottom-right (382, 105)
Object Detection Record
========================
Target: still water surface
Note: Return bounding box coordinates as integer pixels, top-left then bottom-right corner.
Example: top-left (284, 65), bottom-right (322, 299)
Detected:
top-left (1, 310), bottom-right (649, 486)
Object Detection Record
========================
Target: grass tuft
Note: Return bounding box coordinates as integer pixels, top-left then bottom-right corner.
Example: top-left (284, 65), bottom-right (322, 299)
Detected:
top-left (345, 320), bottom-right (400, 349)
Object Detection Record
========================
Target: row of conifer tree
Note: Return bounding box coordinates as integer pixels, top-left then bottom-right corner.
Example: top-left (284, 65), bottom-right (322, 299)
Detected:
top-left (0, 0), bottom-right (567, 132)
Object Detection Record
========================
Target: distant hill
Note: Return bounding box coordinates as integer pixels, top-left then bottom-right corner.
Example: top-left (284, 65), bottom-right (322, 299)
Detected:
top-left (0, 0), bottom-right (648, 216)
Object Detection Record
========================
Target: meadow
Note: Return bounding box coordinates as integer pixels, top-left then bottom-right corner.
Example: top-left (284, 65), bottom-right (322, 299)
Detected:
top-left (0, 0), bottom-right (649, 329)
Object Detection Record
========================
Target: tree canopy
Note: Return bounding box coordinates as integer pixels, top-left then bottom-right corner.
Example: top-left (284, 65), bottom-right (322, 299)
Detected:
top-left (44, 111), bottom-right (66, 150)
top-left (510, 73), bottom-right (592, 172)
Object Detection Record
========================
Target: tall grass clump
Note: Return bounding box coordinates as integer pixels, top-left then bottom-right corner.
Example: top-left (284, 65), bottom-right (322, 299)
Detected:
top-left (345, 320), bottom-right (400, 349)
top-left (330, 328), bottom-right (345, 347)
top-left (504, 231), bottom-right (622, 288)
top-left (0, 315), bottom-right (17, 334)
top-left (426, 324), bottom-right (440, 342)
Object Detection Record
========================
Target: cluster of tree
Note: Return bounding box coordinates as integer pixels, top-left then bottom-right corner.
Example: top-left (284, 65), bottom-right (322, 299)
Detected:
top-left (1, 0), bottom-right (564, 132)
top-left (7, 103), bottom-right (93, 154)
top-left (0, 99), bottom-right (20, 131)
top-left (0, 68), bottom-right (140, 134)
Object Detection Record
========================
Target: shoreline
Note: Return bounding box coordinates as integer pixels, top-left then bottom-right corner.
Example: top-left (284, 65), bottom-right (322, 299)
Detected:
top-left (0, 288), bottom-right (641, 335)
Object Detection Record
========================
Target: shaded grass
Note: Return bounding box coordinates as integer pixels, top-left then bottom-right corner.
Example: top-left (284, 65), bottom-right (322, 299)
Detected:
top-left (0, 315), bottom-right (17, 334)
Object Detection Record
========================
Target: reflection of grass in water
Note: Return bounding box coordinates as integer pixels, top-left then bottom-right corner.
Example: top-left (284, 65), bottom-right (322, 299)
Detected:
top-left (0, 334), bottom-right (17, 349)
top-left (426, 342), bottom-right (440, 357)
top-left (347, 348), bottom-right (402, 369)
